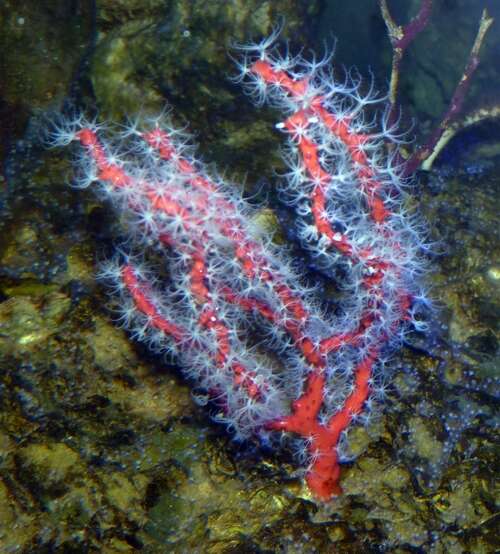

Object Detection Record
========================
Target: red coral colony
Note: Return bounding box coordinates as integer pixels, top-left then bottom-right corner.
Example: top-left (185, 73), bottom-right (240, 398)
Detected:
top-left (49, 4), bottom-right (492, 500)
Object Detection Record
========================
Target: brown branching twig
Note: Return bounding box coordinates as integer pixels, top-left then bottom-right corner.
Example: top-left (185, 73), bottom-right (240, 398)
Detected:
top-left (406, 9), bottom-right (494, 174)
top-left (379, 0), bottom-right (432, 124)
top-left (379, 1), bottom-right (494, 173)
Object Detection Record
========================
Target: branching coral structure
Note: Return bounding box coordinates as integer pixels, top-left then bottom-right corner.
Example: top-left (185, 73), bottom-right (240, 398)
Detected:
top-left (50, 32), bottom-right (430, 500)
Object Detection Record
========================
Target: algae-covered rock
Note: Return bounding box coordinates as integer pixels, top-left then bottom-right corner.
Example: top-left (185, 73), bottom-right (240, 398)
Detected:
top-left (16, 442), bottom-right (83, 495)
top-left (0, 479), bottom-right (38, 553)
top-left (0, 293), bottom-right (71, 355)
top-left (0, 0), bottom-right (93, 161)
